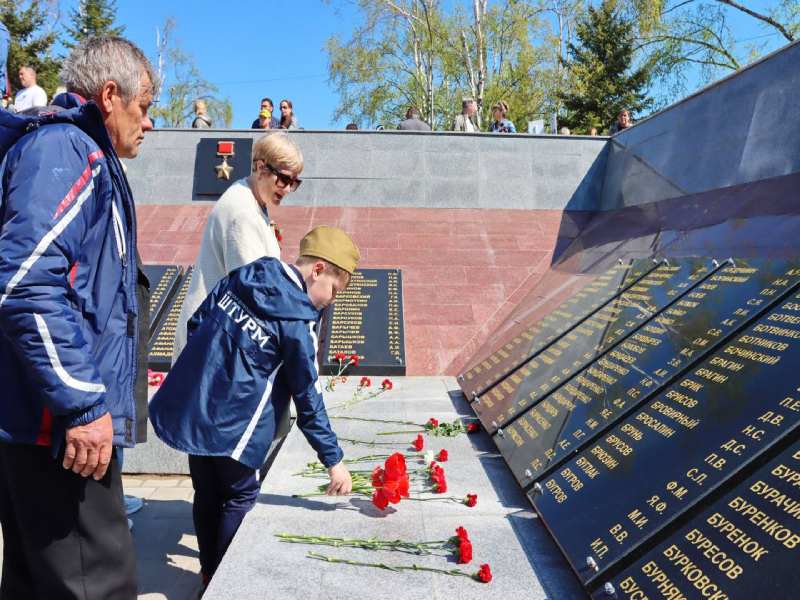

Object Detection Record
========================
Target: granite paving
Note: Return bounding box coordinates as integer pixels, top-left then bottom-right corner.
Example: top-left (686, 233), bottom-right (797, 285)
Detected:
top-left (204, 376), bottom-right (584, 600)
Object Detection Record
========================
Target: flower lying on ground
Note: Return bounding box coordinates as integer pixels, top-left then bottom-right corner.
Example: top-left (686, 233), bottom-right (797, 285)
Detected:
top-left (430, 462), bottom-right (447, 494)
top-left (308, 552), bottom-right (492, 583)
top-left (463, 493), bottom-right (478, 507)
top-left (325, 354), bottom-right (360, 391)
top-left (467, 423), bottom-right (480, 433)
top-left (330, 377), bottom-right (394, 411)
top-left (412, 434), bottom-right (424, 451)
top-left (371, 453), bottom-right (410, 510)
top-left (436, 449), bottom-right (448, 462)
top-left (147, 369), bottom-right (164, 386)
top-left (277, 527), bottom-right (473, 564)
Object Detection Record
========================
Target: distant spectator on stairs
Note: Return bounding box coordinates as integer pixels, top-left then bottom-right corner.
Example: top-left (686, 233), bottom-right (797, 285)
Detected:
top-left (453, 97), bottom-right (477, 132)
top-left (397, 107), bottom-right (430, 131)
top-left (251, 98), bottom-right (280, 129)
top-left (608, 108), bottom-right (632, 135)
top-left (489, 101), bottom-right (515, 133)
top-left (279, 99), bottom-right (299, 129)
top-left (192, 99), bottom-right (213, 128)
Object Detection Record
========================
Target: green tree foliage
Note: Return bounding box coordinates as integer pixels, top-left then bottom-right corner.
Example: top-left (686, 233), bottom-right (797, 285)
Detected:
top-left (1, 0), bottom-right (61, 98)
top-left (558, 0), bottom-right (654, 134)
top-left (325, 0), bottom-right (571, 131)
top-left (628, 0), bottom-right (800, 101)
top-left (149, 19), bottom-right (233, 128)
top-left (63, 0), bottom-right (125, 48)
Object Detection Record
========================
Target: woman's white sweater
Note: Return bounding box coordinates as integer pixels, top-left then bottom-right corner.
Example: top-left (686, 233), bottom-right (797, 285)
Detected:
top-left (172, 179), bottom-right (280, 363)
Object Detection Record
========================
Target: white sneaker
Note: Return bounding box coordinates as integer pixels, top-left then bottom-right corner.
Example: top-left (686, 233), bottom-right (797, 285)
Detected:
top-left (127, 518), bottom-right (134, 530)
top-left (124, 495), bottom-right (143, 515)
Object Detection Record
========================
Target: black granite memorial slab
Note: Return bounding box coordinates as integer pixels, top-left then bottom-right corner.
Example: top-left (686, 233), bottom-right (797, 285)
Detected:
top-left (474, 259), bottom-right (716, 434)
top-left (460, 260), bottom-right (658, 400)
top-left (143, 264), bottom-right (182, 339)
top-left (148, 267), bottom-right (193, 371)
top-left (319, 269), bottom-right (405, 376)
top-left (593, 437), bottom-right (800, 599)
top-left (193, 138), bottom-right (254, 197)
top-left (496, 260), bottom-right (800, 489)
top-left (532, 282), bottom-right (800, 587)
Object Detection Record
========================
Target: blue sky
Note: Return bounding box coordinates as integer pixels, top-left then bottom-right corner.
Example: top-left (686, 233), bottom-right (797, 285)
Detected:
top-left (60, 0), bottom-right (790, 129)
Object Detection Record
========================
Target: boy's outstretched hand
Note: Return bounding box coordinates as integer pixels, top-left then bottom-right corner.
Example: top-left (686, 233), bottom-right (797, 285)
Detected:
top-left (326, 462), bottom-right (353, 496)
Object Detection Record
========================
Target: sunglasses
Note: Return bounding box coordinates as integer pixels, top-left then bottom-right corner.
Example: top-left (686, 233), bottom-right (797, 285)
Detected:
top-left (262, 162), bottom-right (302, 191)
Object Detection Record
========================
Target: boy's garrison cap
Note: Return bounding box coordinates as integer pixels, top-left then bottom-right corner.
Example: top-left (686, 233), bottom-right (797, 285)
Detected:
top-left (299, 226), bottom-right (361, 274)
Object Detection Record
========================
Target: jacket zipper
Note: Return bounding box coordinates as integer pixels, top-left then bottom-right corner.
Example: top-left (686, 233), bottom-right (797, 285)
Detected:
top-left (111, 201), bottom-right (127, 267)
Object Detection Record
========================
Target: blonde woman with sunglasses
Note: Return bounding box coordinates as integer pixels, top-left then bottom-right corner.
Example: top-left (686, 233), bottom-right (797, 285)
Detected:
top-left (173, 132), bottom-right (303, 363)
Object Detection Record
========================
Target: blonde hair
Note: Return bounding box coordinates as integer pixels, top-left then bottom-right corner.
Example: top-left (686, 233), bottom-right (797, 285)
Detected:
top-left (194, 99), bottom-right (207, 115)
top-left (295, 256), bottom-right (351, 288)
top-left (251, 131), bottom-right (303, 175)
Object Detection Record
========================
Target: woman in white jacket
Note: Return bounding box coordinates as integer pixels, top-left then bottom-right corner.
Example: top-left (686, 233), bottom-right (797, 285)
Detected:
top-left (173, 132), bottom-right (303, 362)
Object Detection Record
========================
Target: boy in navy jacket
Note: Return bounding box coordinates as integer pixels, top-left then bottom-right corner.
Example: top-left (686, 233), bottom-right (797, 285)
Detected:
top-left (150, 226), bottom-right (358, 587)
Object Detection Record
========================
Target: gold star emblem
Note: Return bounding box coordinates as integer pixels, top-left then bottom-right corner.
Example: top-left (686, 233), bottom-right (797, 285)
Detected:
top-left (215, 156), bottom-right (233, 180)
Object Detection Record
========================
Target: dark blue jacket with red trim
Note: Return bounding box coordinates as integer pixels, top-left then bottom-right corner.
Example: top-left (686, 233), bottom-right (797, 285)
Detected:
top-left (0, 94), bottom-right (141, 449)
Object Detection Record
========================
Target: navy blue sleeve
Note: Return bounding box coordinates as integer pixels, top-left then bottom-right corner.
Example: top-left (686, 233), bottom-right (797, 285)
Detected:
top-left (0, 127), bottom-right (110, 427)
top-left (278, 319), bottom-right (343, 468)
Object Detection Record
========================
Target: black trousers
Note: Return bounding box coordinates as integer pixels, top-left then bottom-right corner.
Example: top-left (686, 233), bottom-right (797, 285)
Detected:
top-left (188, 455), bottom-right (260, 579)
top-left (0, 442), bottom-right (137, 599)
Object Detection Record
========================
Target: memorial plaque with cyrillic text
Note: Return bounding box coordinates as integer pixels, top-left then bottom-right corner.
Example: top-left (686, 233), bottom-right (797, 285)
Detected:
top-left (460, 260), bottom-right (657, 399)
top-left (149, 267), bottom-right (193, 372)
top-left (475, 259), bottom-right (715, 434)
top-left (496, 260), bottom-right (800, 488)
top-left (532, 282), bottom-right (800, 587)
top-left (594, 438), bottom-right (800, 599)
top-left (143, 264), bottom-right (182, 340)
top-left (319, 269), bottom-right (405, 376)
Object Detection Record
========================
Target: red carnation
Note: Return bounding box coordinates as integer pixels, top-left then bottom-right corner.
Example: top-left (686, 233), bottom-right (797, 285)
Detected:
top-left (371, 466), bottom-right (383, 488)
top-left (463, 494), bottom-right (478, 507)
top-left (477, 564), bottom-right (492, 583)
top-left (412, 434), bottom-right (424, 451)
top-left (360, 376), bottom-right (371, 387)
top-left (466, 423), bottom-right (480, 433)
top-left (371, 454), bottom-right (410, 510)
top-left (455, 527), bottom-right (469, 543)
top-left (436, 449), bottom-right (448, 462)
top-left (457, 539), bottom-right (473, 564)
top-left (431, 464), bottom-right (447, 493)
top-left (382, 379), bottom-right (393, 390)
top-left (335, 353), bottom-right (345, 362)
top-left (350, 354), bottom-right (359, 366)
top-left (372, 489), bottom-right (389, 510)
top-left (429, 418), bottom-right (439, 428)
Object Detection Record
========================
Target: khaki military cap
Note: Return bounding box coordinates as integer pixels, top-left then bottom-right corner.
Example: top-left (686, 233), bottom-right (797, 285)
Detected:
top-left (299, 226), bottom-right (361, 274)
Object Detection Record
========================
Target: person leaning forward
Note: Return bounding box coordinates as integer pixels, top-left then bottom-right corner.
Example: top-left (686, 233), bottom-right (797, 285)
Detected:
top-left (150, 226), bottom-right (359, 592)
top-left (0, 36), bottom-right (156, 598)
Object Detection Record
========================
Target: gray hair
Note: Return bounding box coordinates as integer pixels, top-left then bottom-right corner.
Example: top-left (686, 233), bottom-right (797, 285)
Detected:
top-left (462, 97), bottom-right (475, 108)
top-left (59, 37), bottom-right (158, 105)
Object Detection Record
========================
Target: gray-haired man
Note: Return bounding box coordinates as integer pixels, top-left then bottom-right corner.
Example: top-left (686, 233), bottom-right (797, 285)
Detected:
top-left (0, 37), bottom-right (156, 598)
top-left (453, 97), bottom-right (478, 132)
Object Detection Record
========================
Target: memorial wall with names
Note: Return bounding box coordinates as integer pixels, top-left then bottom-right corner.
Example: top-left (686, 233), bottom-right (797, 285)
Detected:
top-left (319, 268), bottom-right (405, 376)
top-left (473, 258), bottom-right (715, 434)
top-left (495, 260), bottom-right (800, 489)
top-left (148, 267), bottom-right (194, 372)
top-left (531, 264), bottom-right (800, 589)
top-left (459, 259), bottom-right (658, 399)
top-left (596, 436), bottom-right (800, 599)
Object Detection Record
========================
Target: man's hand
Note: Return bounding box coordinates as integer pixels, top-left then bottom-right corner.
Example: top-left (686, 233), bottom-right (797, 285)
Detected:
top-left (63, 412), bottom-right (114, 480)
top-left (326, 461), bottom-right (352, 496)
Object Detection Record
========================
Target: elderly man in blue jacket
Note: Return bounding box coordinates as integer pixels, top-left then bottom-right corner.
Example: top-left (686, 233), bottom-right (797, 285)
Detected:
top-left (0, 37), bottom-right (156, 598)
top-left (151, 226), bottom-right (358, 591)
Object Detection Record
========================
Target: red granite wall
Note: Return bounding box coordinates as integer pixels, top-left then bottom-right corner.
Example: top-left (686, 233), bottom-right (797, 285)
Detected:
top-left (137, 205), bottom-right (581, 375)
